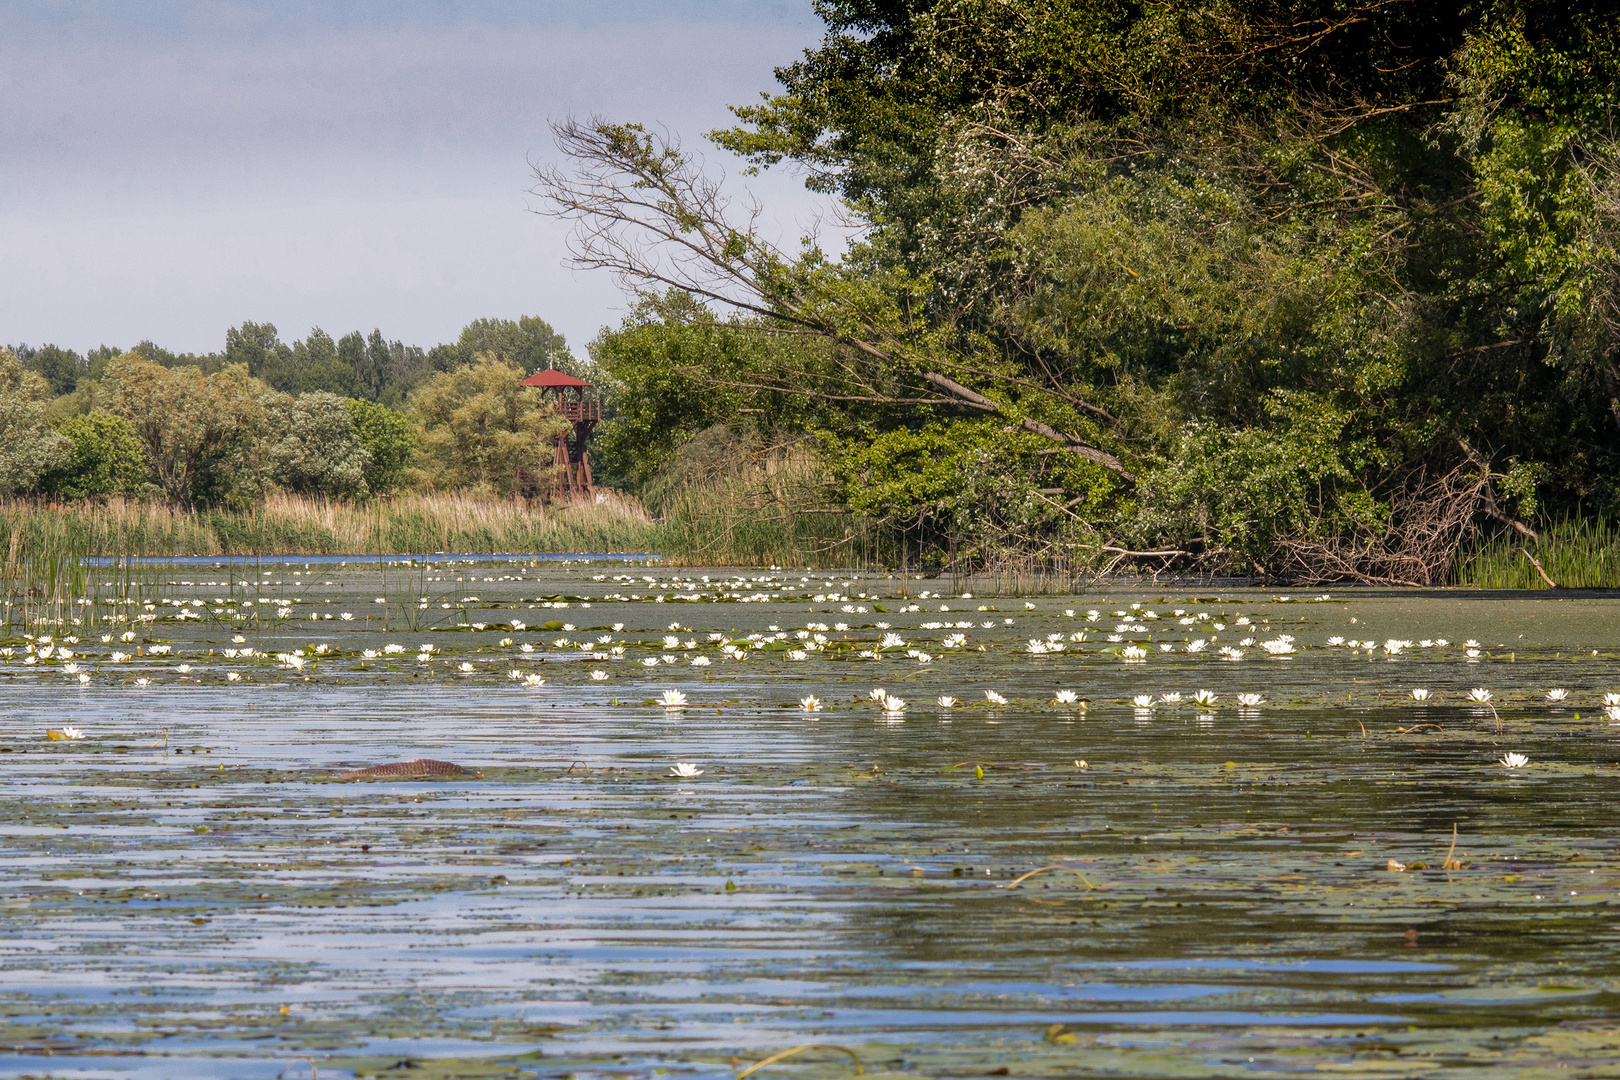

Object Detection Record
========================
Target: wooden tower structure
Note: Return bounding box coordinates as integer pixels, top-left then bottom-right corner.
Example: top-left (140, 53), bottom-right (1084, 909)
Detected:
top-left (520, 368), bottom-right (599, 499)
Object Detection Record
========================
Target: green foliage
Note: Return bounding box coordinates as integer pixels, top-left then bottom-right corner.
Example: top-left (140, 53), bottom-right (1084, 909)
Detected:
top-left (39, 411), bottom-right (149, 499)
top-left (435, 316), bottom-right (577, 377)
top-left (573, 0), bottom-right (1620, 577)
top-left (346, 398), bottom-right (415, 495)
top-left (102, 354), bottom-right (270, 507)
top-left (0, 347), bottom-right (72, 495)
top-left (407, 355), bottom-right (570, 497)
top-left (265, 392), bottom-right (372, 499)
top-left (26, 344), bottom-right (85, 395)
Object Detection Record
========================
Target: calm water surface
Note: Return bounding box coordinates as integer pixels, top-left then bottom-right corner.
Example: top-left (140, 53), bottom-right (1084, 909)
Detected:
top-left (2, 566), bottom-right (1618, 1078)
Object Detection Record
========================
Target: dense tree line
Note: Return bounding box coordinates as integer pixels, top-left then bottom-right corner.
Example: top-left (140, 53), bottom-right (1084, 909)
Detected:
top-left (1, 315), bottom-right (580, 505)
top-left (553, 0), bottom-right (1620, 582)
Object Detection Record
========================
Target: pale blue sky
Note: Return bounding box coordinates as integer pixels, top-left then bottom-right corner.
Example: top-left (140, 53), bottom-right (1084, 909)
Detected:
top-left (0, 1), bottom-right (839, 358)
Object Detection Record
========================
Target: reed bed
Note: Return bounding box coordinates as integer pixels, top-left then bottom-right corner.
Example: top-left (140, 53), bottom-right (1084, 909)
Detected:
top-left (0, 493), bottom-right (660, 562)
top-left (1452, 516), bottom-right (1620, 589)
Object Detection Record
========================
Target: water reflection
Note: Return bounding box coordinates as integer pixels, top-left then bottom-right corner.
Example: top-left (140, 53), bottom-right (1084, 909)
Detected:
top-left (0, 567), bottom-right (1617, 1076)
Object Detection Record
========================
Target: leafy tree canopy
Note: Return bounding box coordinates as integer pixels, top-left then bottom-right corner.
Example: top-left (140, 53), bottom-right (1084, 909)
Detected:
top-left (545, 0), bottom-right (1620, 581)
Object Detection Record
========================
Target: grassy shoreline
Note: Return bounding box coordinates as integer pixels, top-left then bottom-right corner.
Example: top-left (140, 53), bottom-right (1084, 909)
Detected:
top-left (4, 496), bottom-right (1614, 587)
top-left (0, 490), bottom-right (889, 570)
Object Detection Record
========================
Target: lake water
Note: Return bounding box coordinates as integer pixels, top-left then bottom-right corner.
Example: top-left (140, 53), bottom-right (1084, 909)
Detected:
top-left (2, 564), bottom-right (1618, 1078)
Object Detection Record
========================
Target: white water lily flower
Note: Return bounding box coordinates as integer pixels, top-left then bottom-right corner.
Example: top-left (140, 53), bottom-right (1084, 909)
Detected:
top-left (786, 650), bottom-right (808, 661)
top-left (1606, 705), bottom-right (1620, 722)
top-left (122, 631), bottom-right (138, 642)
top-left (340, 612), bottom-right (354, 621)
top-left (882, 696), bottom-right (907, 715)
top-left (669, 762), bottom-right (703, 778)
top-left (936, 696), bottom-right (958, 708)
top-left (1464, 639), bottom-right (1480, 648)
top-left (55, 726), bottom-right (85, 740)
top-left (1465, 648), bottom-right (1481, 658)
top-left (227, 672), bottom-right (241, 682)
top-left (508, 669), bottom-right (524, 681)
top-left (590, 670), bottom-right (609, 681)
top-left (1410, 688), bottom-right (1430, 701)
top-left (77, 672), bottom-right (91, 684)
top-left (1054, 690), bottom-right (1079, 704)
top-left (659, 689), bottom-right (688, 708)
top-left (689, 656), bottom-right (711, 667)
top-left (1133, 694), bottom-right (1154, 708)
top-left (1260, 639), bottom-right (1295, 656)
top-left (458, 662), bottom-right (475, 673)
top-left (869, 687), bottom-right (889, 702)
top-left (1192, 689), bottom-right (1217, 706)
top-left (1186, 639), bottom-right (1207, 653)
top-left (641, 658), bottom-right (661, 667)
top-left (1159, 692), bottom-right (1182, 705)
top-left (175, 664), bottom-right (191, 674)
top-left (1026, 640), bottom-right (1050, 655)
top-left (1121, 645), bottom-right (1148, 660)
top-left (1604, 692), bottom-right (1620, 707)
top-left (984, 690), bottom-right (1009, 705)
top-left (111, 651), bottom-right (130, 663)
top-left (522, 673), bottom-right (545, 686)
top-left (148, 645), bottom-right (171, 656)
top-left (415, 653), bottom-right (431, 664)
top-left (384, 643), bottom-right (405, 653)
top-left (134, 678), bottom-right (151, 687)
top-left (1468, 688), bottom-right (1493, 704)
top-left (880, 632), bottom-right (906, 649)
top-left (1546, 689), bottom-right (1569, 702)
top-left (1159, 643), bottom-right (1175, 652)
top-left (1236, 693), bottom-right (1265, 707)
top-left (800, 696), bottom-right (823, 712)
top-left (1500, 752), bottom-right (1529, 768)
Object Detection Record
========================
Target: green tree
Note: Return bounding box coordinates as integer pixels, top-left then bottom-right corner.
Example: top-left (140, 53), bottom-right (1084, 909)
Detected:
top-left (102, 354), bottom-right (269, 507)
top-left (39, 412), bottom-right (149, 499)
top-left (265, 392), bottom-right (372, 498)
top-left (346, 398), bottom-right (415, 495)
top-left (26, 344), bottom-right (85, 396)
top-left (225, 322), bottom-right (288, 378)
top-left (537, 0), bottom-right (1620, 579)
top-left (433, 316), bottom-right (578, 376)
top-left (0, 347), bottom-right (72, 495)
top-left (407, 355), bottom-right (569, 496)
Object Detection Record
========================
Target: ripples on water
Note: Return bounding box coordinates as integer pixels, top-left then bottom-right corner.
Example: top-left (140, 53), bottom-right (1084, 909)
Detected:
top-left (1, 564), bottom-right (1618, 1077)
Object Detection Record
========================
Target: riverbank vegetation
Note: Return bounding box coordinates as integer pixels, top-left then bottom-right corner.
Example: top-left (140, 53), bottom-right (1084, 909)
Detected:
top-left (540, 0), bottom-right (1620, 586)
top-left (8, 2), bottom-right (1619, 586)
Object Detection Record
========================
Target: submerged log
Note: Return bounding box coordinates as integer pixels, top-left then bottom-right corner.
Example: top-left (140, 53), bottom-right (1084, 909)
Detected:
top-left (337, 758), bottom-right (478, 781)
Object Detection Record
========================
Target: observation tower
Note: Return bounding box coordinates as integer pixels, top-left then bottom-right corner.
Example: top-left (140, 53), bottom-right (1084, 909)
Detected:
top-left (520, 368), bottom-right (599, 498)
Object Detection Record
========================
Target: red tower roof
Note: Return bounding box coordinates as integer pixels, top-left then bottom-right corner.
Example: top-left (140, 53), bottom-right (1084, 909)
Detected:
top-left (521, 369), bottom-right (591, 388)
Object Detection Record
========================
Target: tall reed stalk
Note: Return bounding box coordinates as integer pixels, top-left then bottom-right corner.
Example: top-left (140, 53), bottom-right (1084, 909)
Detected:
top-left (1452, 516), bottom-right (1620, 589)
